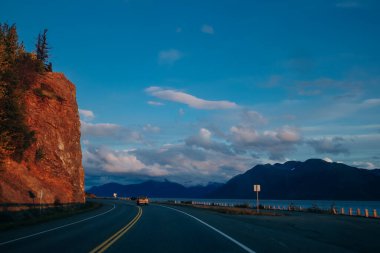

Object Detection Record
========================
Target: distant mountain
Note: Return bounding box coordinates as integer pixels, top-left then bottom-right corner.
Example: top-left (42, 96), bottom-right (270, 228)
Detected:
top-left (88, 180), bottom-right (223, 198)
top-left (208, 159), bottom-right (380, 200)
top-left (372, 169), bottom-right (380, 176)
top-left (88, 159), bottom-right (380, 200)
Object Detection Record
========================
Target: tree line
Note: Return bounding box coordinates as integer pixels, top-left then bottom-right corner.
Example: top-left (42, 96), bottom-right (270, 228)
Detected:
top-left (0, 23), bottom-right (52, 77)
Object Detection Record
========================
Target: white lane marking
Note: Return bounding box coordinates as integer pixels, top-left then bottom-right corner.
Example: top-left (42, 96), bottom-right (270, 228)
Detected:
top-left (159, 205), bottom-right (256, 253)
top-left (0, 204), bottom-right (116, 246)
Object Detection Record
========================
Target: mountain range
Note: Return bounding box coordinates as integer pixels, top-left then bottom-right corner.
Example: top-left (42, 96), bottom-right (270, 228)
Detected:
top-left (88, 159), bottom-right (380, 200)
top-left (88, 180), bottom-right (222, 198)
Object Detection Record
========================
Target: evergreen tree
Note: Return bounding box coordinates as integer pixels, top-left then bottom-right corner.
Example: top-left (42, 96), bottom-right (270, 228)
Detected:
top-left (36, 29), bottom-right (52, 71)
top-left (36, 32), bottom-right (42, 60)
top-left (5, 24), bottom-right (19, 64)
top-left (0, 23), bottom-right (5, 70)
top-left (0, 39), bottom-right (7, 75)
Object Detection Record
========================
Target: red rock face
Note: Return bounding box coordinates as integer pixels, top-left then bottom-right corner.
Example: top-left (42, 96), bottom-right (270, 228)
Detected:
top-left (0, 73), bottom-right (85, 204)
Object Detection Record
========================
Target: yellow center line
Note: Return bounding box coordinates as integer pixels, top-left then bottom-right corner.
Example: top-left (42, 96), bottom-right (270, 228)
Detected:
top-left (89, 205), bottom-right (142, 253)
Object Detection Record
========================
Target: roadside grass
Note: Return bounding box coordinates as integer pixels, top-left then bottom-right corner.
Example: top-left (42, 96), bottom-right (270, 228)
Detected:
top-left (0, 201), bottom-right (102, 231)
top-left (158, 202), bottom-right (283, 216)
top-left (194, 205), bottom-right (281, 216)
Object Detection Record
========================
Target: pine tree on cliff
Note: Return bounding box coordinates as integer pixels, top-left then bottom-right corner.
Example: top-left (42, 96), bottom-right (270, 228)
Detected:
top-left (36, 29), bottom-right (52, 72)
top-left (0, 25), bottom-right (7, 74)
top-left (0, 23), bottom-right (23, 72)
top-left (4, 24), bottom-right (19, 64)
top-left (36, 29), bottom-right (48, 62)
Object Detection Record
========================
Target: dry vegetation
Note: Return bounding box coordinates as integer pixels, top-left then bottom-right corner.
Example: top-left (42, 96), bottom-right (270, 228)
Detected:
top-left (160, 202), bottom-right (283, 216)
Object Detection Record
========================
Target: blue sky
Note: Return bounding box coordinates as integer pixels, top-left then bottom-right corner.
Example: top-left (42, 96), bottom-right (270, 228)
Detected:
top-left (2, 0), bottom-right (380, 187)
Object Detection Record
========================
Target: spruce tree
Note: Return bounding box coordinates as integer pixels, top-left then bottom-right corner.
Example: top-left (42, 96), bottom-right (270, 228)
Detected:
top-left (36, 29), bottom-right (52, 71)
top-left (5, 24), bottom-right (19, 64)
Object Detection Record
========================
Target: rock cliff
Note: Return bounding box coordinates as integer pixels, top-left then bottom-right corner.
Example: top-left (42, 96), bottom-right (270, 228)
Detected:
top-left (0, 72), bottom-right (85, 204)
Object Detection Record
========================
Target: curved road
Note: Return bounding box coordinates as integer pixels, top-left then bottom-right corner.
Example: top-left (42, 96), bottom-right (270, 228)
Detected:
top-left (1, 199), bottom-right (380, 253)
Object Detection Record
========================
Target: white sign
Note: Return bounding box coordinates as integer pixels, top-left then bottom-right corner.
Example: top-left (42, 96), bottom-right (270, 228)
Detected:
top-left (253, 184), bottom-right (261, 213)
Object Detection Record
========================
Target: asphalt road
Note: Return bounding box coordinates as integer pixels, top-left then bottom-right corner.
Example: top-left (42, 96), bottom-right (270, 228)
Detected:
top-left (1, 199), bottom-right (380, 253)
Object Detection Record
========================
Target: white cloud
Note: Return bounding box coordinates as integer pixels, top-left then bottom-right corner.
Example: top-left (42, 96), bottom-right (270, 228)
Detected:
top-left (84, 147), bottom-right (168, 176)
top-left (81, 121), bottom-right (121, 136)
top-left (145, 86), bottom-right (238, 110)
top-left (158, 49), bottom-right (183, 64)
top-left (143, 124), bottom-right (160, 133)
top-left (186, 128), bottom-right (233, 155)
top-left (230, 126), bottom-right (300, 145)
top-left (361, 98), bottom-right (380, 108)
top-left (147, 101), bottom-right (164, 106)
top-left (230, 126), bottom-right (258, 143)
top-left (201, 24), bottom-right (214, 34)
top-left (133, 143), bottom-right (252, 183)
top-left (102, 151), bottom-right (146, 173)
top-left (335, 1), bottom-right (360, 8)
top-left (229, 125), bottom-right (301, 161)
top-left (241, 110), bottom-right (267, 126)
top-left (323, 157), bottom-right (333, 163)
top-left (81, 121), bottom-right (141, 142)
top-left (307, 137), bottom-right (349, 155)
top-left (199, 128), bottom-right (211, 140)
top-left (79, 109), bottom-right (95, 121)
top-left (353, 161), bottom-right (376, 170)
top-left (277, 126), bottom-right (301, 142)
top-left (84, 142), bottom-right (253, 186)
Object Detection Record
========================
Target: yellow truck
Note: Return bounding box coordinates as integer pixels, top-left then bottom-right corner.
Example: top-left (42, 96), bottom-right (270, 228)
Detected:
top-left (136, 196), bottom-right (149, 205)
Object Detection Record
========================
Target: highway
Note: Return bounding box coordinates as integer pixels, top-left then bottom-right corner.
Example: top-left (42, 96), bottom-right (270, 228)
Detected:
top-left (1, 199), bottom-right (380, 253)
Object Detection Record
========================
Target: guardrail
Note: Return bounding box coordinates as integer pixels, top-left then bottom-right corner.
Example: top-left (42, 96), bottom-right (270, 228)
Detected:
top-left (166, 200), bottom-right (379, 219)
top-left (0, 202), bottom-right (85, 212)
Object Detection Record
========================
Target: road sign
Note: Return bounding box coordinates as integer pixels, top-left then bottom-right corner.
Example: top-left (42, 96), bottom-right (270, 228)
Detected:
top-left (253, 184), bottom-right (261, 213)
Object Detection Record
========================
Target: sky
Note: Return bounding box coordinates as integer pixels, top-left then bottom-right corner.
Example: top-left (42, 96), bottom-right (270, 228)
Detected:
top-left (2, 0), bottom-right (380, 188)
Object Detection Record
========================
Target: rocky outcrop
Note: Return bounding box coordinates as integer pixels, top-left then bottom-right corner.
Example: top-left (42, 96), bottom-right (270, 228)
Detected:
top-left (0, 72), bottom-right (85, 204)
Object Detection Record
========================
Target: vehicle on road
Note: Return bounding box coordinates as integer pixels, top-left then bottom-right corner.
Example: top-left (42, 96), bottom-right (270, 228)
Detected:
top-left (136, 196), bottom-right (149, 205)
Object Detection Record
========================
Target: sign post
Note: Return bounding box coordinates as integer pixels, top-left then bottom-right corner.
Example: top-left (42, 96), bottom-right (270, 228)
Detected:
top-left (253, 184), bottom-right (261, 213)
top-left (39, 190), bottom-right (43, 214)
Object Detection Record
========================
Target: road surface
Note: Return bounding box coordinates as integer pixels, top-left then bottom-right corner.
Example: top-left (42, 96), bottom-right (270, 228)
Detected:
top-left (1, 199), bottom-right (380, 252)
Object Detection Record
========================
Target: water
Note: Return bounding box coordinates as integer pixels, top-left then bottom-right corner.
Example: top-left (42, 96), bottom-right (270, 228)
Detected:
top-left (152, 198), bottom-right (380, 214)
